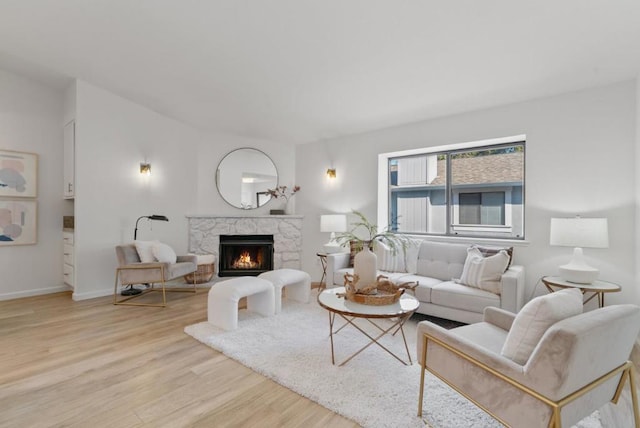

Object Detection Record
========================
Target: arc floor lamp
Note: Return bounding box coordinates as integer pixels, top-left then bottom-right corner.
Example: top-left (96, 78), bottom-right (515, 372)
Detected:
top-left (122, 214), bottom-right (170, 296)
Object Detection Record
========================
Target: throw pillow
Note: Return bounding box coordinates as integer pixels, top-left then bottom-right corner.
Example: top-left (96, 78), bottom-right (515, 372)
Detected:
top-left (404, 238), bottom-right (422, 274)
top-left (472, 245), bottom-right (514, 271)
top-left (134, 240), bottom-right (159, 263)
top-left (152, 242), bottom-right (177, 264)
top-left (501, 288), bottom-right (583, 365)
top-left (457, 247), bottom-right (509, 294)
top-left (375, 241), bottom-right (405, 272)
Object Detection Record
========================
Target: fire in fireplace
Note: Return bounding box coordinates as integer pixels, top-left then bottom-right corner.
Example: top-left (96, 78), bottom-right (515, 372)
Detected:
top-left (219, 234), bottom-right (274, 277)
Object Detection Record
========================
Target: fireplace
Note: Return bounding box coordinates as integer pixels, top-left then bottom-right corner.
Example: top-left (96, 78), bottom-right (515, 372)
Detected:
top-left (219, 235), bottom-right (274, 277)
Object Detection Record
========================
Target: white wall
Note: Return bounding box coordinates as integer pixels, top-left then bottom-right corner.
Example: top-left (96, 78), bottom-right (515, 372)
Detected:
top-left (0, 68), bottom-right (68, 300)
top-left (73, 80), bottom-right (201, 299)
top-left (297, 80), bottom-right (638, 306)
top-left (71, 81), bottom-right (296, 300)
top-left (635, 75), bottom-right (640, 305)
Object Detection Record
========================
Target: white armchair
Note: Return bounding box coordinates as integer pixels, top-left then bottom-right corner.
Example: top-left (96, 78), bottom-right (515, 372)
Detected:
top-left (417, 304), bottom-right (640, 427)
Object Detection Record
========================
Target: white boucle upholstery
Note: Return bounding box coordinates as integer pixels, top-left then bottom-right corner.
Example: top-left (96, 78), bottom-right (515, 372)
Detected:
top-left (258, 269), bottom-right (311, 313)
top-left (208, 277), bottom-right (275, 330)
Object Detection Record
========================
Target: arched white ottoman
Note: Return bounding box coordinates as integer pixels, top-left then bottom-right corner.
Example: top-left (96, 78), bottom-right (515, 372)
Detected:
top-left (258, 269), bottom-right (311, 313)
top-left (208, 277), bottom-right (275, 330)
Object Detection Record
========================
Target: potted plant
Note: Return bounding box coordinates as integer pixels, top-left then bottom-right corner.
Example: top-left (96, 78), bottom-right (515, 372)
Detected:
top-left (335, 210), bottom-right (409, 251)
top-left (335, 211), bottom-right (410, 291)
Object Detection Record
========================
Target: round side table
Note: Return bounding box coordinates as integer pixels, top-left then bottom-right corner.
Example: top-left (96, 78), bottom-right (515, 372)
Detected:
top-left (541, 276), bottom-right (621, 308)
top-left (317, 252), bottom-right (328, 291)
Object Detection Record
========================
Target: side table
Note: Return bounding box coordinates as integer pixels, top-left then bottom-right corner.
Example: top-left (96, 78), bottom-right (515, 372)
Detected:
top-left (317, 252), bottom-right (328, 291)
top-left (541, 276), bottom-right (621, 308)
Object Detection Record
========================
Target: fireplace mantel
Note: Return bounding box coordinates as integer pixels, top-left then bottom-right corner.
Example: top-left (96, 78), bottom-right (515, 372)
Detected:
top-left (187, 215), bottom-right (304, 271)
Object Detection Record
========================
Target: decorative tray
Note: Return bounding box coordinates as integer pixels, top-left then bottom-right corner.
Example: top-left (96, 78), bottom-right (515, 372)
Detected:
top-left (339, 273), bottom-right (417, 306)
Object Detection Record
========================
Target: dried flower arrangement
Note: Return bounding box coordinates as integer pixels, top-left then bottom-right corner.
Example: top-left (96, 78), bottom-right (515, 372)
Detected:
top-left (266, 185), bottom-right (301, 203)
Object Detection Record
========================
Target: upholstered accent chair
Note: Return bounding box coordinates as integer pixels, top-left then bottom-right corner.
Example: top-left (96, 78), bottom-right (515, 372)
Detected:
top-left (417, 304), bottom-right (640, 428)
top-left (113, 244), bottom-right (197, 307)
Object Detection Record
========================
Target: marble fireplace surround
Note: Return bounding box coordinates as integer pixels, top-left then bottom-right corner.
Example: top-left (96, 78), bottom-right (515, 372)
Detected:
top-left (187, 215), bottom-right (304, 271)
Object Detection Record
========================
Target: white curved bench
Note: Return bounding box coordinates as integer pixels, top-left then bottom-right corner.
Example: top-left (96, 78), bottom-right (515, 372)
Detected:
top-left (258, 269), bottom-right (311, 313)
top-left (207, 277), bottom-right (275, 330)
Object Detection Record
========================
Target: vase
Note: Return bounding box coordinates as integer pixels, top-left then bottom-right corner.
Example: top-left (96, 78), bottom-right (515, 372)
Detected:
top-left (353, 244), bottom-right (377, 292)
top-left (270, 199), bottom-right (288, 215)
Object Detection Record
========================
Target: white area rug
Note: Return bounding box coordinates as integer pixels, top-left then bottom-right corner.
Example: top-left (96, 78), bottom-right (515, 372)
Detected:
top-left (184, 293), bottom-right (603, 428)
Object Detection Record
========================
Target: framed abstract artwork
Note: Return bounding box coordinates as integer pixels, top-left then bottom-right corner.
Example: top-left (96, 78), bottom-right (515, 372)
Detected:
top-left (0, 199), bottom-right (37, 245)
top-left (0, 149), bottom-right (38, 198)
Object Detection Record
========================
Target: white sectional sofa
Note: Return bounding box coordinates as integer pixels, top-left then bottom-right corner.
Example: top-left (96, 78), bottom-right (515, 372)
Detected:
top-left (326, 240), bottom-right (525, 324)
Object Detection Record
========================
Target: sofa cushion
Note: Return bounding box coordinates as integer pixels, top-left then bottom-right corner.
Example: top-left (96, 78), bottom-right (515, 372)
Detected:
top-left (457, 247), bottom-right (509, 295)
top-left (390, 273), bottom-right (442, 303)
top-left (167, 261), bottom-right (197, 279)
top-left (431, 281), bottom-right (501, 314)
top-left (451, 322), bottom-right (510, 355)
top-left (415, 241), bottom-right (468, 281)
top-left (501, 288), bottom-right (583, 365)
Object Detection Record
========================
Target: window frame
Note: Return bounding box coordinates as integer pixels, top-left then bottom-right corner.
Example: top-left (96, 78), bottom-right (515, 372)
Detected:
top-left (378, 135), bottom-right (526, 241)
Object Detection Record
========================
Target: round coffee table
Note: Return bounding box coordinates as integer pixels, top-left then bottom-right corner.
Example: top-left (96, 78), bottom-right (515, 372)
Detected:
top-left (317, 287), bottom-right (419, 366)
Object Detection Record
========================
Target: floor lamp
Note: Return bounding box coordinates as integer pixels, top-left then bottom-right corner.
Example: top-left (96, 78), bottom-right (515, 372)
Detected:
top-left (134, 214), bottom-right (169, 240)
top-left (122, 214), bottom-right (169, 296)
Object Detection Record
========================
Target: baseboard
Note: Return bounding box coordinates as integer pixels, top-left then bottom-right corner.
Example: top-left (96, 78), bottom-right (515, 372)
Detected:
top-left (72, 282), bottom-right (211, 301)
top-left (71, 288), bottom-right (113, 301)
top-left (0, 285), bottom-right (72, 301)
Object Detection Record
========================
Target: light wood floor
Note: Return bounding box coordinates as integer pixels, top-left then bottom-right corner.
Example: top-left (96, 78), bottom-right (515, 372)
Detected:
top-left (0, 289), bottom-right (359, 428)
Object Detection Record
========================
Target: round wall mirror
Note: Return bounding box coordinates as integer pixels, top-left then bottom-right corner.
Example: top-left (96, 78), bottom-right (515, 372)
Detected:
top-left (216, 148), bottom-right (278, 209)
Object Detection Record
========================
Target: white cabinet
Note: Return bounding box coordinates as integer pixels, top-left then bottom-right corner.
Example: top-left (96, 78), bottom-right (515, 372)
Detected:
top-left (63, 231), bottom-right (75, 288)
top-left (63, 120), bottom-right (75, 199)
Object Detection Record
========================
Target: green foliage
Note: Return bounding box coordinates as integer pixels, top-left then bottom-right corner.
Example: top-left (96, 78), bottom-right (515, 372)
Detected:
top-left (335, 210), bottom-right (410, 255)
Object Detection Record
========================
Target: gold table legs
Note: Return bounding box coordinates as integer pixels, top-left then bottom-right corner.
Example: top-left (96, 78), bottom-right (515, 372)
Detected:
top-left (326, 311), bottom-right (415, 366)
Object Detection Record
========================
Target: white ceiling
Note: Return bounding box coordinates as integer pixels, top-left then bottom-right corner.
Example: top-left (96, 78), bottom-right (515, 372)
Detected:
top-left (0, 1), bottom-right (639, 144)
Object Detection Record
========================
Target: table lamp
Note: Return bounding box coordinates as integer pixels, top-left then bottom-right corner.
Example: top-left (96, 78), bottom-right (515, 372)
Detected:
top-left (320, 214), bottom-right (347, 253)
top-left (550, 216), bottom-right (608, 284)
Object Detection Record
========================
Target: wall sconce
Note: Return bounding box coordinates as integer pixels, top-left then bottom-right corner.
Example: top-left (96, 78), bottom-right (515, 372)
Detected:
top-left (326, 168), bottom-right (336, 179)
top-left (140, 162), bottom-right (151, 176)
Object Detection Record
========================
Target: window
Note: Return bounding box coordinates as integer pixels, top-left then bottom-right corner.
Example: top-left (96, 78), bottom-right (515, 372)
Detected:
top-left (382, 136), bottom-right (525, 240)
top-left (459, 192), bottom-right (505, 225)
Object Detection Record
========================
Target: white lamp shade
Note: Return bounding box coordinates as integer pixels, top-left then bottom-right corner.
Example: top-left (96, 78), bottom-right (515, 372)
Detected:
top-left (550, 217), bottom-right (609, 248)
top-left (320, 214), bottom-right (347, 233)
top-left (550, 217), bottom-right (608, 284)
